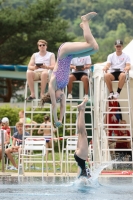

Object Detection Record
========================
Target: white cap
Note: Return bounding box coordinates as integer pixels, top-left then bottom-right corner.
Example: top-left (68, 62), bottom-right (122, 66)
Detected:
top-left (2, 117), bottom-right (9, 123)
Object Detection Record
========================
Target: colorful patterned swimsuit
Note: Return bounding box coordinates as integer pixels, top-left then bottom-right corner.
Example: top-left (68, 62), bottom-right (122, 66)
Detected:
top-left (54, 43), bottom-right (73, 90)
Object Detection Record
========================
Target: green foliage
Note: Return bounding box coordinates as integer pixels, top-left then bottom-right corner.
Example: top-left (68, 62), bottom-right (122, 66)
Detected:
top-left (0, 104), bottom-right (76, 137)
top-left (59, 0), bottom-right (133, 64)
top-left (104, 9), bottom-right (133, 31)
top-left (0, 105), bottom-right (20, 126)
top-left (0, 0), bottom-right (132, 65)
top-left (0, 0), bottom-right (133, 65)
top-left (0, 0), bottom-right (71, 64)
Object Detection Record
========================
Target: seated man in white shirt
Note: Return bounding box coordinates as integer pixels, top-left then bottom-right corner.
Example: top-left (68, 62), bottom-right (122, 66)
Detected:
top-left (103, 39), bottom-right (131, 99)
top-left (26, 39), bottom-right (56, 101)
top-left (67, 56), bottom-right (91, 99)
top-left (5, 122), bottom-right (29, 170)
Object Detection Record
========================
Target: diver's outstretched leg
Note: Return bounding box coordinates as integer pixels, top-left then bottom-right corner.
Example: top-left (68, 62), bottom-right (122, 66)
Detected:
top-left (59, 12), bottom-right (99, 59)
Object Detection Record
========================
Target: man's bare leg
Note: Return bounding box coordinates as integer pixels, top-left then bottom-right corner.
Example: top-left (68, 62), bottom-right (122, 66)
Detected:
top-left (67, 74), bottom-right (77, 95)
top-left (40, 71), bottom-right (48, 98)
top-left (118, 73), bottom-right (126, 89)
top-left (81, 75), bottom-right (89, 95)
top-left (104, 73), bottom-right (115, 92)
top-left (5, 148), bottom-right (18, 168)
top-left (27, 71), bottom-right (36, 98)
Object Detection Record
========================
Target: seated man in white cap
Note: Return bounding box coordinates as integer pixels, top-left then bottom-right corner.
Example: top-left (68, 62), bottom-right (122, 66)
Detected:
top-left (103, 39), bottom-right (131, 99)
top-left (1, 117), bottom-right (11, 138)
top-left (0, 119), bottom-right (10, 162)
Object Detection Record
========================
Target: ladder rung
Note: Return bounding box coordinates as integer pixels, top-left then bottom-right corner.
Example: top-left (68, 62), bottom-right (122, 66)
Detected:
top-left (102, 149), bottom-right (132, 151)
top-left (103, 99), bottom-right (129, 102)
top-left (66, 98), bottom-right (90, 102)
top-left (102, 124), bottom-right (131, 126)
top-left (107, 107), bottom-right (131, 109)
top-left (101, 161), bottom-right (133, 164)
top-left (63, 123), bottom-right (93, 126)
top-left (25, 111), bottom-right (51, 113)
top-left (66, 111), bottom-right (93, 113)
top-left (72, 106), bottom-right (94, 108)
top-left (103, 111), bottom-right (129, 114)
top-left (103, 136), bottom-right (131, 138)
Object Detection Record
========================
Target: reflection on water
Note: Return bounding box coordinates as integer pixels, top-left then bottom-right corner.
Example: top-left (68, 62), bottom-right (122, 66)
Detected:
top-left (0, 176), bottom-right (133, 200)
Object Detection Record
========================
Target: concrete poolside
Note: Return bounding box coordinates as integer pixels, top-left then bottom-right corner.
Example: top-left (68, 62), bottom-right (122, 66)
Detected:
top-left (0, 171), bottom-right (77, 177)
top-left (1, 170), bottom-right (133, 177)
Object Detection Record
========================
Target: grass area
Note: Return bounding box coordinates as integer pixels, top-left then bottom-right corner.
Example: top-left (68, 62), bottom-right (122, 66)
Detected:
top-left (0, 152), bottom-right (78, 174)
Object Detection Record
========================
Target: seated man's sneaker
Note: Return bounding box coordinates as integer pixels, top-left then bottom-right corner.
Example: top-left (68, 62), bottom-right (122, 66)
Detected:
top-left (84, 94), bottom-right (89, 100)
top-left (108, 92), bottom-right (114, 99)
top-left (68, 94), bottom-right (72, 99)
top-left (26, 96), bottom-right (36, 101)
top-left (8, 166), bottom-right (17, 170)
top-left (113, 92), bottom-right (119, 99)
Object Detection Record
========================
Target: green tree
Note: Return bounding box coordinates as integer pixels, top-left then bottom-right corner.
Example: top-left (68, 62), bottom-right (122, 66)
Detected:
top-left (0, 105), bottom-right (20, 126)
top-left (0, 0), bottom-right (72, 64)
top-left (104, 9), bottom-right (133, 31)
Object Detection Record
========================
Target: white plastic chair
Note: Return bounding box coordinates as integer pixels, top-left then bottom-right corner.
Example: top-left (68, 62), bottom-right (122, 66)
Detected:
top-left (66, 136), bottom-right (78, 175)
top-left (18, 136), bottom-right (46, 176)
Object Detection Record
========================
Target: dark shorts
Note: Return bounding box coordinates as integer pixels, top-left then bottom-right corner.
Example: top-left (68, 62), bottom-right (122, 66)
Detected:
top-left (46, 138), bottom-right (51, 143)
top-left (71, 72), bottom-right (88, 80)
top-left (111, 71), bottom-right (125, 81)
top-left (44, 136), bottom-right (51, 143)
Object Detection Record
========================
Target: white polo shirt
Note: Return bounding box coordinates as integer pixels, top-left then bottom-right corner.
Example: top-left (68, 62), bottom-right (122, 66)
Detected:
top-left (107, 52), bottom-right (131, 73)
top-left (71, 56), bottom-right (91, 74)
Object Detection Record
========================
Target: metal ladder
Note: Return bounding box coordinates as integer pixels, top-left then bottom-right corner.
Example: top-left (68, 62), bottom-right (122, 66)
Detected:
top-left (99, 74), bottom-right (133, 168)
top-left (20, 80), bottom-right (61, 175)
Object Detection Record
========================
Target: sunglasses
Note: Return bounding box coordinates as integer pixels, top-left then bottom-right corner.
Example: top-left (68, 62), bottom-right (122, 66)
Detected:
top-left (38, 44), bottom-right (46, 47)
top-left (116, 46), bottom-right (122, 48)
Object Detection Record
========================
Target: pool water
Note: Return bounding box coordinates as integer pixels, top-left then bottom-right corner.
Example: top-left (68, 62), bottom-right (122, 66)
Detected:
top-left (0, 175), bottom-right (133, 200)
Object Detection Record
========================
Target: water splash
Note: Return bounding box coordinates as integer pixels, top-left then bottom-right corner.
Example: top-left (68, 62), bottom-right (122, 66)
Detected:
top-left (90, 160), bottom-right (117, 181)
top-left (73, 160), bottom-right (116, 189)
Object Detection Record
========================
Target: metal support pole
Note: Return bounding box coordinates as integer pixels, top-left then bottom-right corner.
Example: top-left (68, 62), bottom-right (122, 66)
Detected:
top-left (1, 129), bottom-right (5, 172)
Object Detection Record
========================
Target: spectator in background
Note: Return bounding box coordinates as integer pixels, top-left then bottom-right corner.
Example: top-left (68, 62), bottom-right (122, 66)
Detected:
top-left (1, 117), bottom-right (11, 138)
top-left (0, 119), bottom-right (10, 162)
top-left (5, 122), bottom-right (29, 170)
top-left (115, 120), bottom-right (131, 154)
top-left (13, 110), bottom-right (37, 135)
top-left (18, 110), bottom-right (37, 125)
top-left (67, 56), bottom-right (91, 100)
top-left (38, 115), bottom-right (56, 159)
top-left (103, 39), bottom-right (131, 99)
top-left (108, 120), bottom-right (131, 159)
top-left (26, 39), bottom-right (56, 101)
